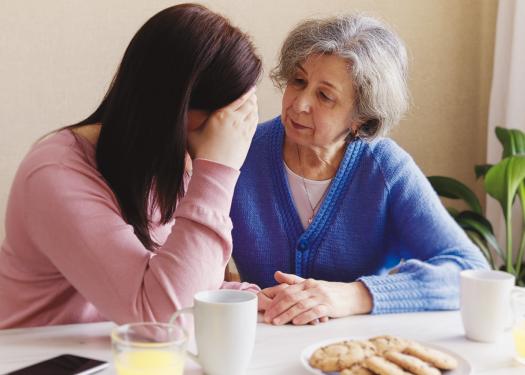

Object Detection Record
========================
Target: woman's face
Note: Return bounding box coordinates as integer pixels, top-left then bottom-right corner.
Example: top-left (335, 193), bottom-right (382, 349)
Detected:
top-left (281, 54), bottom-right (358, 148)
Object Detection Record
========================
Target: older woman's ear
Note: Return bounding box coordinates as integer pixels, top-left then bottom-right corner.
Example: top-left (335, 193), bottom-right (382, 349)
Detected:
top-left (361, 119), bottom-right (380, 138)
top-left (345, 121), bottom-right (362, 143)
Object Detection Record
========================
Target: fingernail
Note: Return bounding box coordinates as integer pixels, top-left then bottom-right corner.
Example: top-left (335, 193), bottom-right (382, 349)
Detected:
top-left (272, 318), bottom-right (280, 325)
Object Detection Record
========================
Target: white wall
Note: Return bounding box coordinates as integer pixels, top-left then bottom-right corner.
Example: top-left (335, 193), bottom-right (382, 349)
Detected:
top-left (0, 0), bottom-right (497, 240)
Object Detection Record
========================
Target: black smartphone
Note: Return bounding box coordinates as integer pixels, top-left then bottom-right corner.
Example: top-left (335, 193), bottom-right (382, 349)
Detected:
top-left (5, 354), bottom-right (109, 375)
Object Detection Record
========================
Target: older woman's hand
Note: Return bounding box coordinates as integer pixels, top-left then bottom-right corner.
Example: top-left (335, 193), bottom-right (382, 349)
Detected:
top-left (258, 274), bottom-right (329, 324)
top-left (260, 271), bottom-right (373, 325)
top-left (257, 283), bottom-right (284, 312)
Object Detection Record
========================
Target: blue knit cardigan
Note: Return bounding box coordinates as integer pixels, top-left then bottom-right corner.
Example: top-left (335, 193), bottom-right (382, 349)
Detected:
top-left (231, 116), bottom-right (489, 314)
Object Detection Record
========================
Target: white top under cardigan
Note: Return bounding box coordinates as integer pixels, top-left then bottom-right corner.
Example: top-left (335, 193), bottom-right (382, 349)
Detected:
top-left (284, 162), bottom-right (332, 229)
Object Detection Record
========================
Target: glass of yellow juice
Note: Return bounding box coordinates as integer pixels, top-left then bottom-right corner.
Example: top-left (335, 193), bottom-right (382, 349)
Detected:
top-left (111, 322), bottom-right (187, 375)
top-left (512, 292), bottom-right (525, 365)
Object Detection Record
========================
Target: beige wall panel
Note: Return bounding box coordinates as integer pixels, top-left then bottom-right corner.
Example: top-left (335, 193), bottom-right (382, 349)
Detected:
top-left (0, 1), bottom-right (497, 240)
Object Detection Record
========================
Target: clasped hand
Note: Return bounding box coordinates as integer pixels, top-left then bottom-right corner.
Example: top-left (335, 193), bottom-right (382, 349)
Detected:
top-left (258, 271), bottom-right (373, 326)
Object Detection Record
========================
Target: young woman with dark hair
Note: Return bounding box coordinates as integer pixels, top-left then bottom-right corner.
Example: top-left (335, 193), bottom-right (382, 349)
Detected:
top-left (0, 3), bottom-right (262, 328)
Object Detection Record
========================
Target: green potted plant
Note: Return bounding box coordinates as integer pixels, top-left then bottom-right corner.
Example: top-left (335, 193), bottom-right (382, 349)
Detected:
top-left (428, 127), bottom-right (525, 285)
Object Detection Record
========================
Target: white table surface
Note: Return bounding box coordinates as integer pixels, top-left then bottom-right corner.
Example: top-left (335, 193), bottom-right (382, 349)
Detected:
top-left (0, 311), bottom-right (522, 375)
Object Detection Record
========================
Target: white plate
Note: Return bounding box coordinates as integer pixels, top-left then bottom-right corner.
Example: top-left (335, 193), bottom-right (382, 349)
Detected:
top-left (300, 337), bottom-right (472, 375)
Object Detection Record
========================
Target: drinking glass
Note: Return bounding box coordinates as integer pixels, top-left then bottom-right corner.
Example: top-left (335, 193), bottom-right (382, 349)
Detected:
top-left (512, 291), bottom-right (525, 364)
top-left (111, 322), bottom-right (187, 375)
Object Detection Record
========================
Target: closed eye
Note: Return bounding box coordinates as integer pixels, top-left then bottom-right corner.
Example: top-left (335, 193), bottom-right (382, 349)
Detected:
top-left (319, 91), bottom-right (334, 102)
top-left (291, 77), bottom-right (306, 86)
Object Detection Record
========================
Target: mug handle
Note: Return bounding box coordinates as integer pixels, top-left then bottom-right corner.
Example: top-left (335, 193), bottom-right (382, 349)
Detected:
top-left (169, 308), bottom-right (199, 363)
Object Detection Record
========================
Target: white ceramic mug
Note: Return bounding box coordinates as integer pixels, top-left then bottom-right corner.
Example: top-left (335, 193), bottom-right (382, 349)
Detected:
top-left (170, 289), bottom-right (257, 375)
top-left (460, 269), bottom-right (515, 342)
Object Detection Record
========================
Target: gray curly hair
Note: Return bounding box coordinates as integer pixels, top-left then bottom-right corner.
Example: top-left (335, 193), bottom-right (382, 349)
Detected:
top-left (271, 14), bottom-right (409, 139)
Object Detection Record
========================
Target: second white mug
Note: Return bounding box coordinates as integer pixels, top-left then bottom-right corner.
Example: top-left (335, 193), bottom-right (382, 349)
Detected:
top-left (171, 289), bottom-right (257, 375)
top-left (460, 269), bottom-right (515, 342)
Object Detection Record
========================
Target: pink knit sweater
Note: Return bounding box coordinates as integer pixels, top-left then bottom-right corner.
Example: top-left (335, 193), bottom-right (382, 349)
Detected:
top-left (0, 130), bottom-right (258, 328)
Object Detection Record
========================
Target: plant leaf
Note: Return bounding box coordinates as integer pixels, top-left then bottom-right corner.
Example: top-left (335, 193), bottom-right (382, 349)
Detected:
top-left (428, 176), bottom-right (482, 214)
top-left (515, 182), bottom-right (525, 275)
top-left (466, 230), bottom-right (495, 269)
top-left (455, 211), bottom-right (503, 259)
top-left (496, 127), bottom-right (525, 158)
top-left (484, 156), bottom-right (525, 218)
top-left (475, 164), bottom-right (492, 179)
top-left (446, 207), bottom-right (460, 218)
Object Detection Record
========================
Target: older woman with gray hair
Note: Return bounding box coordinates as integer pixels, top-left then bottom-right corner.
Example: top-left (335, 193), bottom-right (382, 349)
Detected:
top-left (230, 14), bottom-right (488, 325)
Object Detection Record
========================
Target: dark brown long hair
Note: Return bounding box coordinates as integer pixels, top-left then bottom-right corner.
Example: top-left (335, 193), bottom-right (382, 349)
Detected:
top-left (71, 4), bottom-right (262, 250)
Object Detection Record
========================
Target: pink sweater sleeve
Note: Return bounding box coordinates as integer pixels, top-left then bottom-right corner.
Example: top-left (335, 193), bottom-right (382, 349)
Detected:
top-left (24, 158), bottom-right (242, 324)
top-left (221, 281), bottom-right (260, 294)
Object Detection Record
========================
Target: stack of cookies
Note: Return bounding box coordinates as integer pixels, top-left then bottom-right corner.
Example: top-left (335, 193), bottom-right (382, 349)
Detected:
top-left (309, 335), bottom-right (458, 375)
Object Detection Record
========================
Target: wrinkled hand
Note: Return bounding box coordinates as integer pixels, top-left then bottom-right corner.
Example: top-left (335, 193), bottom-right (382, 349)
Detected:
top-left (257, 283), bottom-right (286, 312)
top-left (259, 271), bottom-right (372, 326)
top-left (258, 272), bottom-right (324, 323)
top-left (187, 87), bottom-right (258, 170)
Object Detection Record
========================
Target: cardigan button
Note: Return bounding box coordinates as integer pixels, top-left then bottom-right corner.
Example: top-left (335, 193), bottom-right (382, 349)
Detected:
top-left (298, 240), bottom-right (308, 251)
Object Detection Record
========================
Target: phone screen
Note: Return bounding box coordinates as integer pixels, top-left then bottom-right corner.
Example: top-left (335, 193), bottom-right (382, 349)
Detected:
top-left (6, 354), bottom-right (109, 375)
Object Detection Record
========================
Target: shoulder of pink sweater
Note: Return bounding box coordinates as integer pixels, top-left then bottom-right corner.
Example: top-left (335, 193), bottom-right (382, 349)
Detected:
top-left (20, 130), bottom-right (94, 177)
